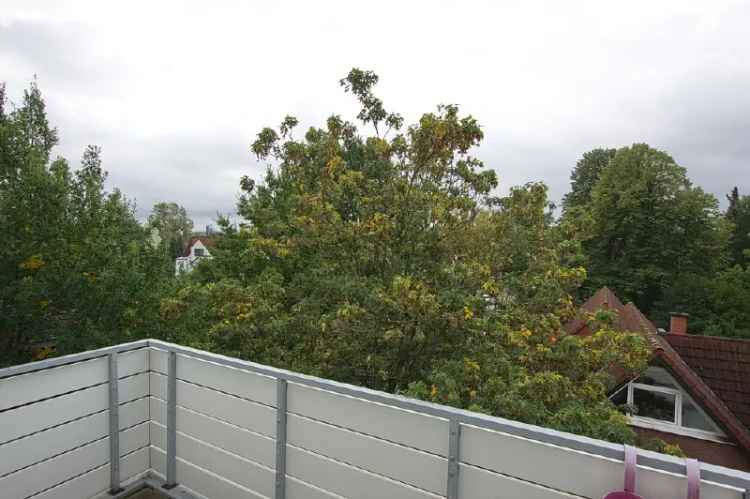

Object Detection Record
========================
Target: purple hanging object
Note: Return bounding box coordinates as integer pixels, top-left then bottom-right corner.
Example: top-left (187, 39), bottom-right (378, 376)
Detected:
top-left (603, 448), bottom-right (701, 499)
top-left (603, 446), bottom-right (644, 499)
top-left (687, 459), bottom-right (700, 499)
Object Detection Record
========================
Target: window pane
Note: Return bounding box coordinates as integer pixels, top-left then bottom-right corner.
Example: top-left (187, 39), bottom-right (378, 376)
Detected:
top-left (638, 367), bottom-right (678, 388)
top-left (633, 387), bottom-right (676, 422)
top-left (682, 398), bottom-right (717, 432)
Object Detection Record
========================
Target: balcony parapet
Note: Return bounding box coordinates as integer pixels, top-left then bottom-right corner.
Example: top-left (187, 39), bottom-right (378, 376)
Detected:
top-left (1, 339), bottom-right (749, 499)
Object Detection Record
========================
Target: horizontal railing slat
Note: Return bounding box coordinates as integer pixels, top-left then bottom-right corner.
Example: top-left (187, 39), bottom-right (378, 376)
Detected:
top-left (150, 446), bottom-right (266, 499)
top-left (0, 340), bottom-right (149, 380)
top-left (0, 397), bottom-right (148, 477)
top-left (150, 397), bottom-right (275, 468)
top-left (150, 348), bottom-right (276, 407)
top-left (0, 422), bottom-right (148, 499)
top-left (0, 348), bottom-right (147, 413)
top-left (288, 412), bottom-right (447, 495)
top-left (0, 357), bottom-right (106, 412)
top-left (151, 422), bottom-right (274, 498)
top-left (150, 372), bottom-right (276, 438)
top-left (28, 447), bottom-right (149, 499)
top-left (461, 424), bottom-right (743, 499)
top-left (0, 372), bottom-right (148, 445)
top-left (286, 445), bottom-right (442, 499)
top-left (459, 463), bottom-right (583, 499)
top-left (288, 382), bottom-right (448, 457)
top-left (286, 476), bottom-right (345, 499)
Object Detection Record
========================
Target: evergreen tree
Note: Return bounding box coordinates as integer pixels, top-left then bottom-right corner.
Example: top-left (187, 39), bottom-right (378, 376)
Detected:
top-left (0, 80), bottom-right (173, 365)
top-left (726, 186), bottom-right (750, 267)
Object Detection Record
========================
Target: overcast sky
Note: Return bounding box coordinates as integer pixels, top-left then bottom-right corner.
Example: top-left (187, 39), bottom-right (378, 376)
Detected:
top-left (2, 1), bottom-right (748, 228)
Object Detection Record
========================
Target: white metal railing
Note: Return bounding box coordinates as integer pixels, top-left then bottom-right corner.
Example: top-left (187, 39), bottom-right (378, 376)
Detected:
top-left (1, 339), bottom-right (749, 499)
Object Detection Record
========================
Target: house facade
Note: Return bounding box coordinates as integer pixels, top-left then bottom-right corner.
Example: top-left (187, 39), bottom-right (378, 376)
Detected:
top-left (175, 237), bottom-right (214, 275)
top-left (566, 288), bottom-right (750, 472)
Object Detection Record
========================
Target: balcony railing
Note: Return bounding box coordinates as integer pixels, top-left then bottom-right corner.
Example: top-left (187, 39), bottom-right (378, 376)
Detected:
top-left (1, 340), bottom-right (749, 499)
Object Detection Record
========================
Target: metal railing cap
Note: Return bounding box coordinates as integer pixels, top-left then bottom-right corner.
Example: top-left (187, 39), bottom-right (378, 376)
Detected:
top-left (0, 339), bottom-right (150, 380)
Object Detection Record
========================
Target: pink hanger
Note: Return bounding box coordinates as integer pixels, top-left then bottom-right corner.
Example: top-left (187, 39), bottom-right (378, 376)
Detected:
top-left (603, 446), bottom-right (644, 499)
top-left (603, 447), bottom-right (701, 499)
top-left (686, 458), bottom-right (700, 499)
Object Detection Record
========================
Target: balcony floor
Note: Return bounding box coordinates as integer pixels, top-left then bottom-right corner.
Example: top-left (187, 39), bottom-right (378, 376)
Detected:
top-left (128, 490), bottom-right (162, 499)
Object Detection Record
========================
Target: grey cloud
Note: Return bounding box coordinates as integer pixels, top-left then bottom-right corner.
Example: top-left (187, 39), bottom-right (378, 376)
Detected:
top-left (0, 20), bottom-right (123, 92)
top-left (95, 134), bottom-right (260, 227)
top-left (2, 1), bottom-right (749, 228)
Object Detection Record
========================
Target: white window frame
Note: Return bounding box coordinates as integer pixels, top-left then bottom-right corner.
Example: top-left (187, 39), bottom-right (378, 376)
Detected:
top-left (628, 382), bottom-right (679, 425)
top-left (614, 370), bottom-right (729, 443)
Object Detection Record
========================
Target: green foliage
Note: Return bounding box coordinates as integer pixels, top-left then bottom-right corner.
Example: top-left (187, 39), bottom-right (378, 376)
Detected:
top-left (726, 187), bottom-right (750, 268)
top-left (636, 436), bottom-right (685, 457)
top-left (164, 69), bottom-right (650, 443)
top-left (562, 148), bottom-right (616, 211)
top-left (148, 202), bottom-right (194, 258)
top-left (577, 144), bottom-right (729, 312)
top-left (0, 81), bottom-right (173, 365)
top-left (657, 267), bottom-right (750, 338)
top-left (561, 146), bottom-right (750, 337)
top-left (405, 321), bottom-right (649, 443)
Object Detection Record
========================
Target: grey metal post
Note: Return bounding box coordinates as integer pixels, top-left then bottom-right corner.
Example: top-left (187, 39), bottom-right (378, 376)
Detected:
top-left (274, 379), bottom-right (288, 499)
top-left (447, 418), bottom-right (461, 499)
top-left (164, 351), bottom-right (178, 489)
top-left (108, 354), bottom-right (122, 494)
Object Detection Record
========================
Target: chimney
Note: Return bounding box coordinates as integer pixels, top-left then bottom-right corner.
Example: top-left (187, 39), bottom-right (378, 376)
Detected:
top-left (670, 312), bottom-right (689, 335)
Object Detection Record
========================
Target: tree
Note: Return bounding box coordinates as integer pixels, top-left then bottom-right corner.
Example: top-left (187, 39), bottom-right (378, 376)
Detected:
top-left (148, 202), bottom-right (194, 258)
top-left (562, 148), bottom-right (616, 212)
top-left (581, 144), bottom-right (730, 313)
top-left (163, 69), bottom-right (650, 444)
top-left (0, 81), bottom-right (173, 365)
top-left (657, 267), bottom-right (750, 339)
top-left (726, 187), bottom-right (750, 267)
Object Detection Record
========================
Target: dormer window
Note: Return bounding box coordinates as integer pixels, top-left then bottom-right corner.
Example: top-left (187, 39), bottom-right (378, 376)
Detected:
top-left (610, 366), bottom-right (726, 441)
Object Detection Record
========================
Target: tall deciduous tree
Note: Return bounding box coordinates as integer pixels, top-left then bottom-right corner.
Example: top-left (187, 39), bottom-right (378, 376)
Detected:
top-left (657, 266), bottom-right (750, 339)
top-left (148, 202), bottom-right (194, 258)
top-left (583, 144), bottom-right (730, 312)
top-left (163, 69), bottom-right (649, 444)
top-left (562, 148), bottom-right (616, 211)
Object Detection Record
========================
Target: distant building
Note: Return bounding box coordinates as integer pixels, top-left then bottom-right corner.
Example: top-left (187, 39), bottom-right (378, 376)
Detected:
top-left (175, 237), bottom-right (214, 275)
top-left (565, 287), bottom-right (750, 472)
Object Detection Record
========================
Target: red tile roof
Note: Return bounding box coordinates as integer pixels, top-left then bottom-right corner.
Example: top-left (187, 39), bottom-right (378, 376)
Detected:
top-left (564, 287), bottom-right (627, 335)
top-left (565, 288), bottom-right (750, 454)
top-left (564, 288), bottom-right (660, 347)
top-left (664, 334), bottom-right (750, 428)
top-left (182, 236), bottom-right (216, 257)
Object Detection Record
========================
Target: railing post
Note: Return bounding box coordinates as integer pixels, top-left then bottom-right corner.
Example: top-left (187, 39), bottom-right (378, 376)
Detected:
top-left (108, 353), bottom-right (122, 494)
top-left (164, 351), bottom-right (178, 489)
top-left (447, 418), bottom-right (461, 499)
top-left (275, 379), bottom-right (288, 499)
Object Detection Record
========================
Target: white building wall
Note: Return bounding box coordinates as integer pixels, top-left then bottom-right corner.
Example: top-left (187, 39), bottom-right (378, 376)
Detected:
top-left (175, 240), bottom-right (212, 275)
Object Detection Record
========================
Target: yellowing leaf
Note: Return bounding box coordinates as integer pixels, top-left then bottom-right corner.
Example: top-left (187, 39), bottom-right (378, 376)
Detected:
top-left (20, 254), bottom-right (45, 271)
